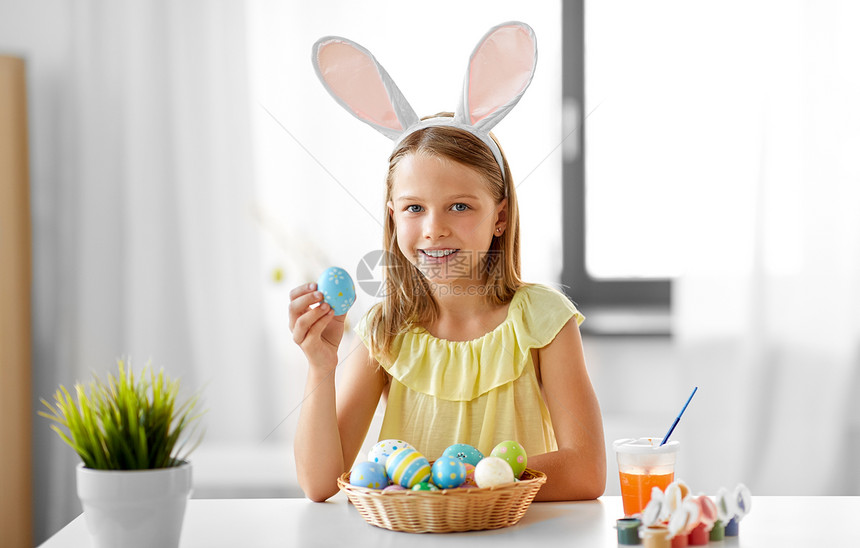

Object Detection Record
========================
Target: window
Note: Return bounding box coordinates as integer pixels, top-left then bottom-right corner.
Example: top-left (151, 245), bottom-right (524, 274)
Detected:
top-left (562, 2), bottom-right (672, 335)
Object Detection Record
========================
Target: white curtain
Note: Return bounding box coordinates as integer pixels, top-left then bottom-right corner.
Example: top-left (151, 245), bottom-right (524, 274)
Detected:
top-left (30, 0), bottom-right (273, 539)
top-left (674, 0), bottom-right (860, 495)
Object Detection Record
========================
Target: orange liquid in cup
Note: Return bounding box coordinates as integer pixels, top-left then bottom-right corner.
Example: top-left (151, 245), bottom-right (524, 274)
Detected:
top-left (619, 471), bottom-right (674, 516)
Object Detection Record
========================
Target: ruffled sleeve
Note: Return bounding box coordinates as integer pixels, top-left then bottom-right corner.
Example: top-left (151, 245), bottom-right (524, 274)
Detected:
top-left (356, 284), bottom-right (583, 402)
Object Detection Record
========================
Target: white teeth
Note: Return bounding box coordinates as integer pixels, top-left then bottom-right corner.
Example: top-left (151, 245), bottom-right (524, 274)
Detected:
top-left (423, 249), bottom-right (457, 258)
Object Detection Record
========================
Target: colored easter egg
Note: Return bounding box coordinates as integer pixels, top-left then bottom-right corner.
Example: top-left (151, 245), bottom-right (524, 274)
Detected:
top-left (474, 456), bottom-right (515, 488)
top-left (461, 463), bottom-right (478, 487)
top-left (441, 443), bottom-right (484, 467)
top-left (490, 440), bottom-right (528, 478)
top-left (411, 481), bottom-right (439, 492)
top-left (349, 461), bottom-right (388, 489)
top-left (317, 267), bottom-right (356, 316)
top-left (385, 447), bottom-right (431, 489)
top-left (382, 484), bottom-right (407, 493)
top-left (431, 457), bottom-right (467, 489)
top-left (367, 439), bottom-right (413, 466)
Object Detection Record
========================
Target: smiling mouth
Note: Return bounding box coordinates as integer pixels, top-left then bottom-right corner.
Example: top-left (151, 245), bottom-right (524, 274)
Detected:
top-left (418, 249), bottom-right (460, 264)
top-left (420, 249), bottom-right (459, 260)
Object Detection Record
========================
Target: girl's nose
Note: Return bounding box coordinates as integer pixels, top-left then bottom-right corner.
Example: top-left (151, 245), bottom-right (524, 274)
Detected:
top-left (423, 212), bottom-right (449, 240)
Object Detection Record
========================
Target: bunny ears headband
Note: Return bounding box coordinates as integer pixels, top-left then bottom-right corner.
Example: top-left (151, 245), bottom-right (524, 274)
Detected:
top-left (311, 21), bottom-right (538, 174)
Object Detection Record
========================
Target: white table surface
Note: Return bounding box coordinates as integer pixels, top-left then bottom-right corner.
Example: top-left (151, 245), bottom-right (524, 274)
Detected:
top-left (39, 494), bottom-right (859, 547)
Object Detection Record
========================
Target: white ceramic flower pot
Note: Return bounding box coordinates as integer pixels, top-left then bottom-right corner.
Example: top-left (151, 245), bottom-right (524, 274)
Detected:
top-left (76, 461), bottom-right (192, 548)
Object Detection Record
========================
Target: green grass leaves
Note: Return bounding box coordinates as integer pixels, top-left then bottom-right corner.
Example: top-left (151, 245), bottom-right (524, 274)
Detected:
top-left (39, 359), bottom-right (204, 470)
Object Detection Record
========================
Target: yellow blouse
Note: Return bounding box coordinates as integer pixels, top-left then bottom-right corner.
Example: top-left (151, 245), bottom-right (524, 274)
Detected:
top-left (355, 284), bottom-right (584, 460)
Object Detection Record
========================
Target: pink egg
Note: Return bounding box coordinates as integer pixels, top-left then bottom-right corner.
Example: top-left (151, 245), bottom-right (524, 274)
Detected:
top-left (462, 463), bottom-right (478, 487)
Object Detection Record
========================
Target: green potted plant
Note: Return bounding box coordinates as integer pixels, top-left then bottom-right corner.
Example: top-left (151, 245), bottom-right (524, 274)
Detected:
top-left (39, 359), bottom-right (204, 548)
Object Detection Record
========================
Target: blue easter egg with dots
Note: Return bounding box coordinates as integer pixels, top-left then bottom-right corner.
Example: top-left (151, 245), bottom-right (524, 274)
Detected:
top-left (431, 457), bottom-right (467, 489)
top-left (317, 267), bottom-right (356, 316)
top-left (349, 461), bottom-right (388, 489)
top-left (441, 443), bottom-right (484, 467)
top-left (368, 439), bottom-right (414, 466)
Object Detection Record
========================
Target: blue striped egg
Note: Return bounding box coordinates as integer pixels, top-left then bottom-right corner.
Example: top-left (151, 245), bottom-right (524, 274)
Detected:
top-left (385, 447), bottom-right (431, 489)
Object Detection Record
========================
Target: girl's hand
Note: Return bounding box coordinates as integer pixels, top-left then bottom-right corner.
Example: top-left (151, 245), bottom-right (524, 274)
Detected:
top-left (289, 283), bottom-right (346, 369)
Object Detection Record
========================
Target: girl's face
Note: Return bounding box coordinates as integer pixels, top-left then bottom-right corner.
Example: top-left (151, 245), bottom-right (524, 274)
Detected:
top-left (388, 153), bottom-right (507, 287)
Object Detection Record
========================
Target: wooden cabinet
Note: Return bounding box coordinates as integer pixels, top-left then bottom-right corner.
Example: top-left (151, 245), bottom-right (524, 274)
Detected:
top-left (0, 54), bottom-right (33, 548)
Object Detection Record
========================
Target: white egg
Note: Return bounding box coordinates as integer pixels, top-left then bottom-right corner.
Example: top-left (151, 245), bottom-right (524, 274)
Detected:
top-left (474, 456), bottom-right (515, 488)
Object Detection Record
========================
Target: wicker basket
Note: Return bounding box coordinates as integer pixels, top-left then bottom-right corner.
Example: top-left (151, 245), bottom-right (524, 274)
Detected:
top-left (337, 467), bottom-right (547, 533)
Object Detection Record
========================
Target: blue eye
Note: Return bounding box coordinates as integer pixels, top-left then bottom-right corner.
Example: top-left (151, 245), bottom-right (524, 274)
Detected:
top-left (406, 205), bottom-right (423, 213)
top-left (452, 203), bottom-right (469, 212)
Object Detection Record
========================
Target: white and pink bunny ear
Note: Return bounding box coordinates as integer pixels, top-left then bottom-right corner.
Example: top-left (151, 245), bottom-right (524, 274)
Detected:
top-left (312, 22), bottom-right (537, 174)
top-left (312, 37), bottom-right (419, 140)
top-left (456, 22), bottom-right (537, 132)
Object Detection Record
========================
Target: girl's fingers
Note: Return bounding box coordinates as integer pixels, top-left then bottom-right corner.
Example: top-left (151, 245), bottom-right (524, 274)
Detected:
top-left (304, 305), bottom-right (334, 342)
top-left (292, 301), bottom-right (333, 345)
top-left (289, 282), bottom-right (317, 301)
top-left (289, 287), bottom-right (326, 331)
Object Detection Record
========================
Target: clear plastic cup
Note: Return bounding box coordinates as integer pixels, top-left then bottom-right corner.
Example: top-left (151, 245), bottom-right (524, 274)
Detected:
top-left (614, 437), bottom-right (680, 516)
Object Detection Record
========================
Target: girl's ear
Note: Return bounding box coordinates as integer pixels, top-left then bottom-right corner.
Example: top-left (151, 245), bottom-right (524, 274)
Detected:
top-left (312, 37), bottom-right (419, 140)
top-left (456, 22), bottom-right (538, 133)
top-left (494, 197), bottom-right (508, 233)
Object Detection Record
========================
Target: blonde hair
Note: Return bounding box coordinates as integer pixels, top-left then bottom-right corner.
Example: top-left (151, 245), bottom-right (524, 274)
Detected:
top-left (366, 114), bottom-right (523, 363)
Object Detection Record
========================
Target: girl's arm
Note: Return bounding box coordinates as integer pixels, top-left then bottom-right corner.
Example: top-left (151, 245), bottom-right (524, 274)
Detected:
top-left (290, 285), bottom-right (387, 502)
top-left (529, 317), bottom-right (606, 501)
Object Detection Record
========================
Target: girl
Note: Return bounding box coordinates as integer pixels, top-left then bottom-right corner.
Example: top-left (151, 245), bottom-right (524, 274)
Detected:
top-left (290, 22), bottom-right (605, 502)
